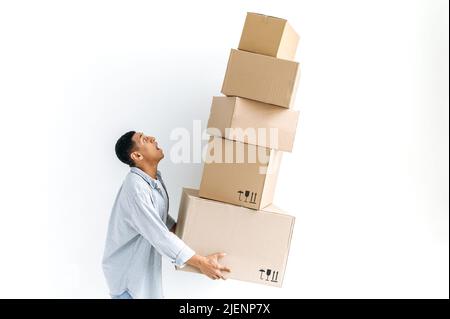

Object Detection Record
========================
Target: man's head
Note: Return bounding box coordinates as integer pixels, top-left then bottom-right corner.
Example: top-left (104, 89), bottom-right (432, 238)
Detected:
top-left (115, 131), bottom-right (164, 167)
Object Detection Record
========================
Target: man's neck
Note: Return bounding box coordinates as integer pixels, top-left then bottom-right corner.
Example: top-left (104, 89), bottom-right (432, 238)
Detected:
top-left (137, 163), bottom-right (158, 180)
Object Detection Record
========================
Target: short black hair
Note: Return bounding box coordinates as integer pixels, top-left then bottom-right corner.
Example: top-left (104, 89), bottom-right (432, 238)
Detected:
top-left (115, 131), bottom-right (136, 166)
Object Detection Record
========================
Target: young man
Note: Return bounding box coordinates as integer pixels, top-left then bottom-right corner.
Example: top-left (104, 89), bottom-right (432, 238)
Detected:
top-left (102, 131), bottom-right (230, 299)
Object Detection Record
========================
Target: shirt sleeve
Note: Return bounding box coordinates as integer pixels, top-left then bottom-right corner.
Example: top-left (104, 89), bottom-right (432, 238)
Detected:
top-left (127, 192), bottom-right (195, 267)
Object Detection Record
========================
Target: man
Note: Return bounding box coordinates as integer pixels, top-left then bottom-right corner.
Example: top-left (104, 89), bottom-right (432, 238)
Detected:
top-left (102, 131), bottom-right (230, 299)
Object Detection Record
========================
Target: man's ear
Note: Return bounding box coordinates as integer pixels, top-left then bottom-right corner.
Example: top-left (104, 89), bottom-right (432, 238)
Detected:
top-left (130, 151), bottom-right (142, 163)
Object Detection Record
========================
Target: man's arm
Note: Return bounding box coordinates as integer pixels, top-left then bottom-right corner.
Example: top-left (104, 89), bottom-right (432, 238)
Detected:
top-left (128, 192), bottom-right (230, 279)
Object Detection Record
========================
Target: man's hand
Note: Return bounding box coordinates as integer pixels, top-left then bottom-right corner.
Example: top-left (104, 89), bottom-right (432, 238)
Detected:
top-left (186, 253), bottom-right (231, 280)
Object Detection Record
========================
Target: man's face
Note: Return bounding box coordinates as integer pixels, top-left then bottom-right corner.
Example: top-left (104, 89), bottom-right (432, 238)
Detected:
top-left (130, 132), bottom-right (164, 165)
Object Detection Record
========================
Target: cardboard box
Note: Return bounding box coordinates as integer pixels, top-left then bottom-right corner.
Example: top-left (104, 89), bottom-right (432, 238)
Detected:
top-left (199, 137), bottom-right (282, 210)
top-left (221, 49), bottom-right (300, 108)
top-left (207, 96), bottom-right (300, 152)
top-left (238, 12), bottom-right (299, 61)
top-left (176, 188), bottom-right (295, 287)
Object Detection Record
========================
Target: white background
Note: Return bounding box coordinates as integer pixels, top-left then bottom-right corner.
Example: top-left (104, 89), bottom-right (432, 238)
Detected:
top-left (0, 0), bottom-right (448, 298)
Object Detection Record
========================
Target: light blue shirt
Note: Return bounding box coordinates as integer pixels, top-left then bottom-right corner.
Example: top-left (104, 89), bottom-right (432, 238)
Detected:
top-left (102, 167), bottom-right (195, 299)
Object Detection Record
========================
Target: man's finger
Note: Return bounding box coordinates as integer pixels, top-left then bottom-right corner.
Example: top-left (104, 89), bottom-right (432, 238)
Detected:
top-left (209, 274), bottom-right (218, 280)
top-left (220, 266), bottom-right (231, 272)
top-left (215, 270), bottom-right (223, 278)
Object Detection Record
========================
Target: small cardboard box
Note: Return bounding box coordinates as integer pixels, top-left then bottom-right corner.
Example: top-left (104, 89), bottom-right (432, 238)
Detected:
top-left (207, 96), bottom-right (300, 152)
top-left (176, 188), bottom-right (295, 287)
top-left (199, 137), bottom-right (282, 210)
top-left (238, 12), bottom-right (299, 60)
top-left (221, 49), bottom-right (300, 108)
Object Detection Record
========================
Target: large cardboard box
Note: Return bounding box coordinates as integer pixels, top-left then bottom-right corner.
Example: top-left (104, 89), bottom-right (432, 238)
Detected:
top-left (199, 137), bottom-right (282, 210)
top-left (176, 188), bottom-right (295, 287)
top-left (207, 96), bottom-right (300, 152)
top-left (238, 12), bottom-right (299, 61)
top-left (221, 49), bottom-right (300, 108)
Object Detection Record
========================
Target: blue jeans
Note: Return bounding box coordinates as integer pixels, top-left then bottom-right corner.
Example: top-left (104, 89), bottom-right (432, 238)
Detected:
top-left (111, 290), bottom-right (133, 299)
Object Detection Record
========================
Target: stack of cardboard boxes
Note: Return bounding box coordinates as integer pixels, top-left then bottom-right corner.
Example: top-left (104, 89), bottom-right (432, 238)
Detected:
top-left (176, 13), bottom-right (301, 287)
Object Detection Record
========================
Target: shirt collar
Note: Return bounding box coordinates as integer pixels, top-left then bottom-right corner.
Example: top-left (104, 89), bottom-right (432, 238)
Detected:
top-left (130, 167), bottom-right (162, 189)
